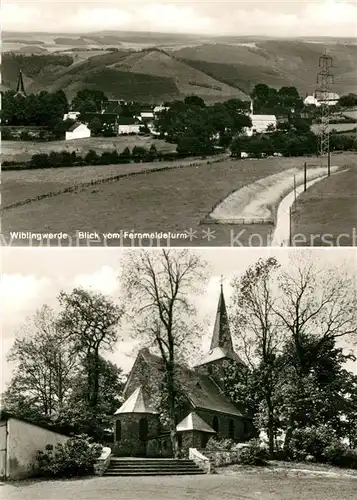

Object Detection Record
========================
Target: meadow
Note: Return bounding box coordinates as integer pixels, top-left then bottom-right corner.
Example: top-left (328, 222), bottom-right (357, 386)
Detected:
top-left (291, 161), bottom-right (357, 246)
top-left (2, 156), bottom-right (324, 246)
top-left (3, 153), bottom-right (356, 246)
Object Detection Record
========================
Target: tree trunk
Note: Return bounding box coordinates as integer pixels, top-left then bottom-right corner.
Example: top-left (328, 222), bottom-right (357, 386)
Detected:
top-left (266, 394), bottom-right (275, 456)
top-left (167, 361), bottom-right (179, 458)
top-left (92, 348), bottom-right (100, 408)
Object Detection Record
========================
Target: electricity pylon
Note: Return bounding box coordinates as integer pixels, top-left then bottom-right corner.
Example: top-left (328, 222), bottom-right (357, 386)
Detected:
top-left (315, 51), bottom-right (334, 175)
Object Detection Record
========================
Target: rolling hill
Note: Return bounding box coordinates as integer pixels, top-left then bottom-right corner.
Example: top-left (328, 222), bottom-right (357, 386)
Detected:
top-left (2, 34), bottom-right (356, 102)
top-left (172, 40), bottom-right (357, 95)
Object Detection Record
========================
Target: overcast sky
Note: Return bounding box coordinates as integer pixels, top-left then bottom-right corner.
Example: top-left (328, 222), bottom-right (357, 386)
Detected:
top-left (2, 1), bottom-right (357, 37)
top-left (1, 247), bottom-right (356, 394)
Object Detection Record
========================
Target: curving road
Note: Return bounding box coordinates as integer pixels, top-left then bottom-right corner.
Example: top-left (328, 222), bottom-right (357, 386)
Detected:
top-left (271, 168), bottom-right (348, 246)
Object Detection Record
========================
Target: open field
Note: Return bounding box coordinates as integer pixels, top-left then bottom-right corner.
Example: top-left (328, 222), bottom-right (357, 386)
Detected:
top-left (1, 137), bottom-right (176, 163)
top-left (1, 156), bottom-right (328, 247)
top-left (3, 153), bottom-right (356, 246)
top-left (311, 123), bottom-right (357, 134)
top-left (291, 163), bottom-right (357, 246)
top-left (2, 464), bottom-right (357, 500)
top-left (2, 155), bottom-right (229, 208)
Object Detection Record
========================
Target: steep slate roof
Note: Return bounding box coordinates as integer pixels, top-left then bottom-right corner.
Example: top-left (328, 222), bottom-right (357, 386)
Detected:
top-left (114, 386), bottom-right (159, 415)
top-left (67, 122), bottom-right (83, 132)
top-left (118, 116), bottom-right (140, 125)
top-left (140, 349), bottom-right (244, 418)
top-left (176, 412), bottom-right (216, 433)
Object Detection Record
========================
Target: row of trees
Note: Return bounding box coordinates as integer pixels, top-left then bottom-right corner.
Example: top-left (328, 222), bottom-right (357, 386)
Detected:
top-left (3, 250), bottom-right (357, 461)
top-left (230, 129), bottom-right (357, 158)
top-left (1, 90), bottom-right (69, 128)
top-left (155, 96), bottom-right (252, 154)
top-left (251, 84), bottom-right (304, 115)
top-left (3, 144), bottom-right (181, 170)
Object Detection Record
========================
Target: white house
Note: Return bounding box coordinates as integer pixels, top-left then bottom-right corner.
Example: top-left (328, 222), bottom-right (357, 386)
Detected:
top-left (118, 117), bottom-right (142, 135)
top-left (140, 111), bottom-right (154, 120)
top-left (244, 101), bottom-right (277, 136)
top-left (65, 122), bottom-right (91, 141)
top-left (63, 111), bottom-right (81, 121)
top-left (304, 92), bottom-right (340, 107)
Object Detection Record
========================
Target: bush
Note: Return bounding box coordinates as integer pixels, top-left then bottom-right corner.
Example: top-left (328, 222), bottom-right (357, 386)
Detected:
top-left (36, 434), bottom-right (102, 478)
top-left (239, 439), bottom-right (268, 466)
top-left (288, 425), bottom-right (335, 462)
top-left (324, 443), bottom-right (357, 469)
top-left (205, 437), bottom-right (235, 451)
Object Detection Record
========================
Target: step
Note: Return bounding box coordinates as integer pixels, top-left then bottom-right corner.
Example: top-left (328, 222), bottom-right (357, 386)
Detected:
top-left (107, 465), bottom-right (201, 470)
top-left (110, 458), bottom-right (194, 465)
top-left (107, 467), bottom-right (200, 472)
top-left (104, 470), bottom-right (205, 476)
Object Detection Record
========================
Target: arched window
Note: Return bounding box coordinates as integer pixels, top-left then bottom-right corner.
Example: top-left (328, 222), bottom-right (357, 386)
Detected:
top-left (229, 420), bottom-right (235, 439)
top-left (139, 418), bottom-right (148, 441)
top-left (243, 420), bottom-right (248, 434)
top-left (115, 420), bottom-right (121, 441)
top-left (212, 416), bottom-right (219, 433)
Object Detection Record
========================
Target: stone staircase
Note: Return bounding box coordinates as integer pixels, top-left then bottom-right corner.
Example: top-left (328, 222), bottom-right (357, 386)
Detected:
top-left (103, 458), bottom-right (205, 476)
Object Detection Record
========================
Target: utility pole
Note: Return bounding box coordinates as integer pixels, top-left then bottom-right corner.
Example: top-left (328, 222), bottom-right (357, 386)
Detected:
top-left (315, 51), bottom-right (334, 176)
top-left (304, 161), bottom-right (307, 191)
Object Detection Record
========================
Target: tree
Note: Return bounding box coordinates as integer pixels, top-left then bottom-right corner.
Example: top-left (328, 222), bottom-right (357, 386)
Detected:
top-left (338, 93), bottom-right (357, 107)
top-left (120, 250), bottom-right (207, 457)
top-left (4, 306), bottom-right (78, 420)
top-left (273, 255), bottom-right (357, 451)
top-left (57, 288), bottom-right (124, 410)
top-left (230, 258), bottom-right (283, 454)
top-left (71, 89), bottom-right (108, 114)
top-left (132, 145), bottom-right (147, 162)
top-left (89, 117), bottom-right (103, 136)
top-left (184, 95), bottom-right (206, 108)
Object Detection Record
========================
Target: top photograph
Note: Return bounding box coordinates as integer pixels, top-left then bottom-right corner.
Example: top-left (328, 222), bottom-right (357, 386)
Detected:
top-left (1, 0), bottom-right (356, 247)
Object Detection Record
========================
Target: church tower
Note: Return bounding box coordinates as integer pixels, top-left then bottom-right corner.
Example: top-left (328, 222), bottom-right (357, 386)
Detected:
top-left (195, 283), bottom-right (244, 382)
top-left (15, 70), bottom-right (26, 97)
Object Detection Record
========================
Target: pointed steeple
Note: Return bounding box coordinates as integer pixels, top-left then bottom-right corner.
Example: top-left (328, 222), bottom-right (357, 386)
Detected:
top-left (196, 283), bottom-right (243, 367)
top-left (15, 70), bottom-right (26, 97)
top-left (210, 282), bottom-right (234, 353)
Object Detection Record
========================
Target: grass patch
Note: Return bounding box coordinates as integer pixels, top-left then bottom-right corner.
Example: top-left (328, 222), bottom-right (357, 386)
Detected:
top-left (291, 163), bottom-right (357, 246)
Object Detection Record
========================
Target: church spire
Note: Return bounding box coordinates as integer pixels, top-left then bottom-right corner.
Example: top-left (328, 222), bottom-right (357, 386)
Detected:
top-left (195, 282), bottom-right (243, 367)
top-left (210, 282), bottom-right (234, 354)
top-left (15, 70), bottom-right (26, 97)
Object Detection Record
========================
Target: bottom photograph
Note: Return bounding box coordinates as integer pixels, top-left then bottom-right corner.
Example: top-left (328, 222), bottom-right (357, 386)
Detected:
top-left (1, 247), bottom-right (357, 500)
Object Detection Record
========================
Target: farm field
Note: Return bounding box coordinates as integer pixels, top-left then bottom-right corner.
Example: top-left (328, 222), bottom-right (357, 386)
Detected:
top-left (2, 155), bottom-right (229, 208)
top-left (1, 137), bottom-right (176, 163)
top-left (291, 162), bottom-right (357, 246)
top-left (2, 464), bottom-right (357, 500)
top-left (2, 156), bottom-right (328, 247)
top-left (311, 123), bottom-right (357, 134)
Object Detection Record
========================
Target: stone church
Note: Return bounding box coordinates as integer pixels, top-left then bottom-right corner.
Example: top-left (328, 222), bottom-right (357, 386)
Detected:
top-left (113, 285), bottom-right (255, 457)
